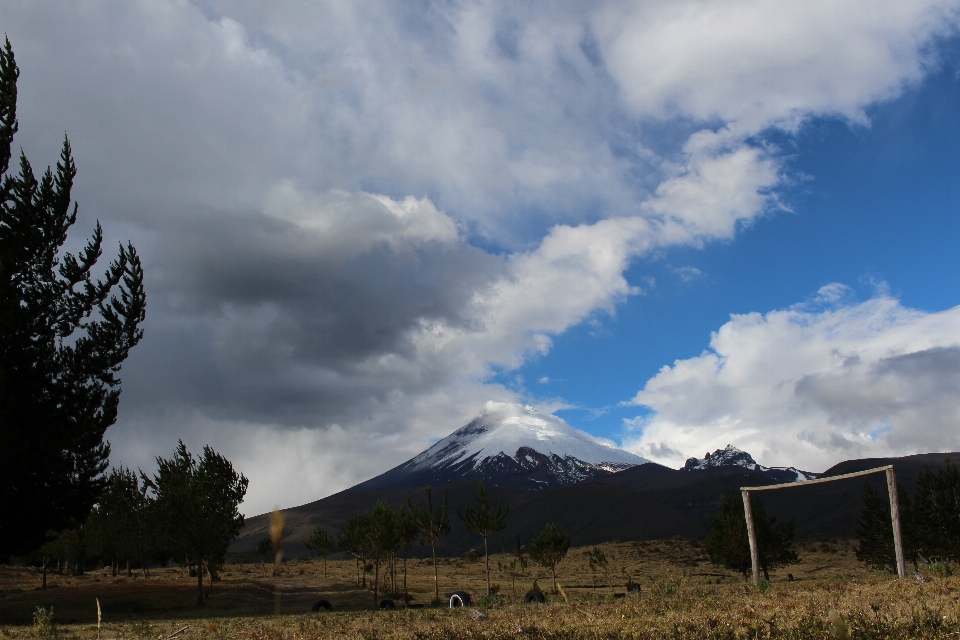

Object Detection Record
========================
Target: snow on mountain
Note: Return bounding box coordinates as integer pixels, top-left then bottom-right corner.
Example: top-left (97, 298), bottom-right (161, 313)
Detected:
top-left (409, 402), bottom-right (646, 472)
top-left (683, 444), bottom-right (818, 483)
top-left (348, 402), bottom-right (649, 492)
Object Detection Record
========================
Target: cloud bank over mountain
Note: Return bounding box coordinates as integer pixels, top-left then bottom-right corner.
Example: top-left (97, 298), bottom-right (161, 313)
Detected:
top-left (3, 0), bottom-right (959, 512)
top-left (624, 286), bottom-right (960, 472)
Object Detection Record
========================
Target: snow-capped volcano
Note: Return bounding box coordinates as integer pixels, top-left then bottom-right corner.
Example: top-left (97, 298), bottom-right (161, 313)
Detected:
top-left (683, 445), bottom-right (818, 483)
top-left (348, 402), bottom-right (649, 492)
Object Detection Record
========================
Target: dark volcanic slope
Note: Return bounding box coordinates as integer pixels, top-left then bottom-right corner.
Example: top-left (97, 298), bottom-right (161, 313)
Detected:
top-left (230, 452), bottom-right (960, 558)
top-left (349, 445), bottom-right (631, 493)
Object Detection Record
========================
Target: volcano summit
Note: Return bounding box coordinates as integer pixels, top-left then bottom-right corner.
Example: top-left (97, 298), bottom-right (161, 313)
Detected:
top-left (348, 402), bottom-right (649, 492)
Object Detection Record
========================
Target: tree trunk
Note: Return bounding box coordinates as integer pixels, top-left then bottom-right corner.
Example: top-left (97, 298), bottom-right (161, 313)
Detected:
top-left (431, 543), bottom-right (439, 602)
top-left (196, 555), bottom-right (204, 606)
top-left (484, 536), bottom-right (490, 596)
top-left (323, 556), bottom-right (327, 578)
top-left (552, 565), bottom-right (557, 594)
top-left (41, 556), bottom-right (47, 591)
top-left (373, 557), bottom-right (380, 609)
top-left (126, 559), bottom-right (131, 577)
top-left (403, 553), bottom-right (408, 606)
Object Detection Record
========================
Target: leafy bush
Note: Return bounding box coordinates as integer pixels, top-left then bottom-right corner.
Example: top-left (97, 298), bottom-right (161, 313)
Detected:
top-left (478, 594), bottom-right (503, 609)
top-left (33, 607), bottom-right (57, 640)
top-left (755, 578), bottom-right (771, 593)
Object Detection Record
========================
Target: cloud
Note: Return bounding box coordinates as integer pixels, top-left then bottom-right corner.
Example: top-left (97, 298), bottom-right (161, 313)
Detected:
top-left (672, 266), bottom-right (704, 283)
top-left (3, 1), bottom-right (959, 512)
top-left (623, 291), bottom-right (960, 472)
top-left (597, 0), bottom-right (958, 130)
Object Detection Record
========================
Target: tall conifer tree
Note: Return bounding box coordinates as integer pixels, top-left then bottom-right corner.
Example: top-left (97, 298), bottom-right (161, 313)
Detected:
top-left (458, 481), bottom-right (509, 596)
top-left (409, 486), bottom-right (451, 603)
top-left (0, 38), bottom-right (146, 559)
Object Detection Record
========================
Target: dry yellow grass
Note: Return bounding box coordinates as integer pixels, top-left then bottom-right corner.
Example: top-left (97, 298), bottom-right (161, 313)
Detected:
top-left (0, 539), bottom-right (957, 638)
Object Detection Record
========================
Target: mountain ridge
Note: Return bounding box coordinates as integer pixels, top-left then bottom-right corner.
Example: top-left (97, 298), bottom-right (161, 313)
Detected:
top-left (230, 451), bottom-right (960, 558)
top-left (348, 402), bottom-right (648, 492)
top-left (683, 444), bottom-right (819, 483)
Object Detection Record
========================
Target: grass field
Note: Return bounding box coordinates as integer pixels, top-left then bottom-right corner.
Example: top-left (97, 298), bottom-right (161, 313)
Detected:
top-left (1, 538), bottom-right (958, 638)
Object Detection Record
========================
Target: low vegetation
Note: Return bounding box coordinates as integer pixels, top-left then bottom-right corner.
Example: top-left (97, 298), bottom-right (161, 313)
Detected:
top-left (1, 539), bottom-right (958, 639)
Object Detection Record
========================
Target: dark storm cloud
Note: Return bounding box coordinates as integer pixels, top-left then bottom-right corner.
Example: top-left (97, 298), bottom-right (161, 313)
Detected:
top-left (4, 0), bottom-right (957, 512)
top-left (873, 345), bottom-right (960, 381)
top-left (121, 191), bottom-right (505, 425)
top-left (795, 345), bottom-right (960, 421)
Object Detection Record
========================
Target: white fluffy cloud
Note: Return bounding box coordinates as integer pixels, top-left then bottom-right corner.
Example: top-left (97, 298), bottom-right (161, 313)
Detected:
top-left (598, 0), bottom-right (957, 129)
top-left (624, 286), bottom-right (960, 472)
top-left (3, 1), bottom-right (959, 512)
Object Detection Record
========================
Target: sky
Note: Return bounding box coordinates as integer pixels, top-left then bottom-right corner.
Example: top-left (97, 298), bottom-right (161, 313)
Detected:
top-left (5, 0), bottom-right (960, 515)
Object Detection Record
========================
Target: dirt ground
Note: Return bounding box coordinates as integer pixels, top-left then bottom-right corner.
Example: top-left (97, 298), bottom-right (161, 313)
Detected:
top-left (0, 537), bottom-right (952, 639)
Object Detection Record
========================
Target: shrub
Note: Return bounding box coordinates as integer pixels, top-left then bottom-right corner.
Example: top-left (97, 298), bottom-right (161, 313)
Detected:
top-left (33, 607), bottom-right (57, 640)
top-left (478, 594), bottom-right (502, 609)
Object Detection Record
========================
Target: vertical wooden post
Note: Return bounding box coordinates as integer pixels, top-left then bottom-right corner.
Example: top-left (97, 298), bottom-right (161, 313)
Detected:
top-left (741, 489), bottom-right (761, 584)
top-left (885, 467), bottom-right (907, 579)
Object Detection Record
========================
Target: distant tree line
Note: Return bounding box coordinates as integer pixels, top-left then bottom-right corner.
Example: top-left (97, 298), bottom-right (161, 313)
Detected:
top-left (703, 460), bottom-right (960, 581)
top-left (298, 480), bottom-right (573, 606)
top-left (856, 459), bottom-right (960, 572)
top-left (30, 442), bottom-right (247, 606)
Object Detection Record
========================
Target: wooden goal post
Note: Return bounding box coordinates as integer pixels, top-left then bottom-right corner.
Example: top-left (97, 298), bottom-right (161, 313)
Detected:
top-left (740, 464), bottom-right (906, 583)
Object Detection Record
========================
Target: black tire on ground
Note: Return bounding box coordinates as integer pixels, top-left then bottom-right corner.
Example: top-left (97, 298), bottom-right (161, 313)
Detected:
top-left (312, 599), bottom-right (332, 612)
top-left (524, 590), bottom-right (545, 604)
top-left (379, 599), bottom-right (395, 609)
top-left (449, 590), bottom-right (471, 607)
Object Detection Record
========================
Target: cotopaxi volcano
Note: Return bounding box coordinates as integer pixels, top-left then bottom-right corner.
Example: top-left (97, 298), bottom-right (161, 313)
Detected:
top-left (348, 402), bottom-right (649, 492)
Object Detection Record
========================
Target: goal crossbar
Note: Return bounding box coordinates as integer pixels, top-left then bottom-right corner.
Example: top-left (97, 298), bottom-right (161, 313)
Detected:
top-left (739, 464), bottom-right (905, 583)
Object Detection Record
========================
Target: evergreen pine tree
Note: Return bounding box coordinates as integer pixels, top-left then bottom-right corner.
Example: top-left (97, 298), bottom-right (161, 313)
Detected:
top-left (458, 481), bottom-right (509, 596)
top-left (337, 512), bottom-right (373, 588)
top-left (367, 501), bottom-right (398, 607)
top-left (147, 441), bottom-right (247, 606)
top-left (408, 486), bottom-right (450, 603)
top-left (0, 38), bottom-right (146, 559)
top-left (855, 480), bottom-right (920, 572)
top-left (393, 507), bottom-right (419, 604)
top-left (85, 467), bottom-right (154, 577)
top-left (304, 525), bottom-right (336, 578)
top-left (528, 522), bottom-right (571, 594)
top-left (705, 488), bottom-right (799, 580)
top-left (912, 459), bottom-right (960, 562)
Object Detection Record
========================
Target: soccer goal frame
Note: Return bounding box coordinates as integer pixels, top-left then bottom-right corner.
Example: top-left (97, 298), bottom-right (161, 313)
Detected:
top-left (740, 464), bottom-right (906, 583)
